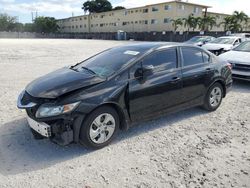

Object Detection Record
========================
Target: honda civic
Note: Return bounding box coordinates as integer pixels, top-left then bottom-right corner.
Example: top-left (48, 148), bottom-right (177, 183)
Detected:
top-left (17, 43), bottom-right (233, 149)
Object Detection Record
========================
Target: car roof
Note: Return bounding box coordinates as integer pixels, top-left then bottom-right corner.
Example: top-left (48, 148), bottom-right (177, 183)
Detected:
top-left (116, 42), bottom-right (200, 52)
top-left (218, 36), bottom-right (241, 39)
top-left (192, 35), bottom-right (213, 38)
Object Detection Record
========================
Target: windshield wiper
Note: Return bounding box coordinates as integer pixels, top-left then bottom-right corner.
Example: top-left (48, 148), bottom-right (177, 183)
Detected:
top-left (81, 67), bottom-right (97, 75)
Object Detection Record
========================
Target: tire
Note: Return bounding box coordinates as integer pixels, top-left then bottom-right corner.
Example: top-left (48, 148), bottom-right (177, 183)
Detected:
top-left (203, 83), bottom-right (224, 111)
top-left (79, 106), bottom-right (120, 149)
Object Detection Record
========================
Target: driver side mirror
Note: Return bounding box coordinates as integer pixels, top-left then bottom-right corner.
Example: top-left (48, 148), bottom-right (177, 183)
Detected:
top-left (134, 65), bottom-right (154, 80)
top-left (234, 41), bottom-right (240, 46)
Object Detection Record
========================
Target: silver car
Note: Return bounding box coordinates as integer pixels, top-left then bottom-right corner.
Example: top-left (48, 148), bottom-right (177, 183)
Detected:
top-left (219, 41), bottom-right (250, 81)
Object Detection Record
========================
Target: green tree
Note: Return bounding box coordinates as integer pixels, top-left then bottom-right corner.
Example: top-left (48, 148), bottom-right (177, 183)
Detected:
top-left (182, 14), bottom-right (197, 32)
top-left (219, 11), bottom-right (249, 32)
top-left (220, 16), bottom-right (233, 31)
top-left (33, 17), bottom-right (59, 33)
top-left (171, 18), bottom-right (183, 33)
top-left (0, 13), bottom-right (18, 31)
top-left (197, 16), bottom-right (216, 31)
top-left (232, 11), bottom-right (248, 23)
top-left (231, 11), bottom-right (248, 32)
top-left (82, 0), bottom-right (112, 13)
top-left (112, 6), bottom-right (125, 10)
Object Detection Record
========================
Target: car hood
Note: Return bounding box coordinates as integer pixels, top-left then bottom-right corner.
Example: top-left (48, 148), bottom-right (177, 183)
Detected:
top-left (219, 51), bottom-right (250, 64)
top-left (203, 43), bottom-right (233, 51)
top-left (26, 67), bottom-right (105, 99)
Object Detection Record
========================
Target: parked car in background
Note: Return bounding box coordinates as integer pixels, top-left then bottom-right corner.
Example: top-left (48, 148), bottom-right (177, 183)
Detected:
top-left (230, 33), bottom-right (250, 41)
top-left (203, 36), bottom-right (243, 55)
top-left (220, 41), bottom-right (250, 81)
top-left (17, 43), bottom-right (233, 149)
top-left (185, 36), bottom-right (215, 46)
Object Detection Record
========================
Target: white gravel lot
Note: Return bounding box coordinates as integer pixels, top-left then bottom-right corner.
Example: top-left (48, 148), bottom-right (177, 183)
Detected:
top-left (0, 39), bottom-right (249, 188)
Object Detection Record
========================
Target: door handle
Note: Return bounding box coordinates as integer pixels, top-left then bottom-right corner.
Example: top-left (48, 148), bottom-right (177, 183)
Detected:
top-left (205, 68), bottom-right (212, 74)
top-left (171, 77), bottom-right (181, 82)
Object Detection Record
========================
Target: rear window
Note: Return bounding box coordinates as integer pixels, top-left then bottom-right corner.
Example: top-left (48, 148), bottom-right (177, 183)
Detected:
top-left (182, 47), bottom-right (210, 66)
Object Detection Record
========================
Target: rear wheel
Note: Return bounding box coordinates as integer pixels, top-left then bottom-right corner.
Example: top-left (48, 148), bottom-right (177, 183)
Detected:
top-left (203, 83), bottom-right (223, 111)
top-left (80, 106), bottom-right (119, 149)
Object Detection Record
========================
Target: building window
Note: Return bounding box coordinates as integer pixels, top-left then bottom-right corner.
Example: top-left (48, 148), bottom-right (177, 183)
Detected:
top-left (143, 8), bottom-right (148, 13)
top-left (193, 7), bottom-right (199, 13)
top-left (80, 18), bottom-right (82, 20)
top-left (72, 26), bottom-right (74, 29)
top-left (145, 20), bottom-right (148, 25)
top-left (165, 4), bottom-right (171, 10)
top-left (152, 7), bottom-right (158, 12)
top-left (76, 25), bottom-right (78, 28)
top-left (131, 10), bottom-right (134, 13)
top-left (164, 18), bottom-right (170, 23)
top-left (135, 10), bottom-right (138, 13)
top-left (179, 4), bottom-right (185, 10)
top-left (151, 19), bottom-right (158, 24)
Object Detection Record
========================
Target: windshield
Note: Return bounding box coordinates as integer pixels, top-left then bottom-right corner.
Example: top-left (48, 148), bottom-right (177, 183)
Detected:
top-left (72, 46), bottom-right (144, 77)
top-left (233, 41), bottom-right (250, 52)
top-left (188, 36), bottom-right (207, 43)
top-left (209, 38), bottom-right (235, 44)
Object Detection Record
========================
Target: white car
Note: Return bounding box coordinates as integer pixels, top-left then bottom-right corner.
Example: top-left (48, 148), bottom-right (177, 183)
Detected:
top-left (184, 36), bottom-right (215, 46)
top-left (219, 41), bottom-right (250, 81)
top-left (203, 36), bottom-right (243, 55)
top-left (230, 33), bottom-right (250, 41)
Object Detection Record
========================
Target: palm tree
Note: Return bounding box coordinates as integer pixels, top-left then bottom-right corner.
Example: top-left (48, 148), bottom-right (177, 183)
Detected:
top-left (220, 11), bottom-right (249, 32)
top-left (182, 14), bottom-right (196, 32)
top-left (232, 11), bottom-right (248, 23)
top-left (171, 18), bottom-right (183, 34)
top-left (197, 16), bottom-right (217, 31)
top-left (220, 16), bottom-right (233, 31)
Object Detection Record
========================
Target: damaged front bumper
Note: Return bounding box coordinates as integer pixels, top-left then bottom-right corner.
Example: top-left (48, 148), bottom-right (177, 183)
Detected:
top-left (17, 91), bottom-right (85, 146)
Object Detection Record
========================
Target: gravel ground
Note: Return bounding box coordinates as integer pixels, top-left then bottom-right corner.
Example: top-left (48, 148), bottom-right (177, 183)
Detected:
top-left (0, 39), bottom-right (249, 188)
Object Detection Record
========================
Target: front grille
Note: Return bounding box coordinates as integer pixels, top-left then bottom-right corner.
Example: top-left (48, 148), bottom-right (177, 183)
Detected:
top-left (233, 63), bottom-right (250, 71)
top-left (233, 74), bottom-right (250, 80)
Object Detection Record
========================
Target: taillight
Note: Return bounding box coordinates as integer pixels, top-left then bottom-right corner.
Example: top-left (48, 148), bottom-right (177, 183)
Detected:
top-left (227, 63), bottom-right (232, 70)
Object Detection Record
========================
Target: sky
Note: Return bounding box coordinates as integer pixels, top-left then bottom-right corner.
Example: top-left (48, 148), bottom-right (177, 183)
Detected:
top-left (0, 0), bottom-right (250, 23)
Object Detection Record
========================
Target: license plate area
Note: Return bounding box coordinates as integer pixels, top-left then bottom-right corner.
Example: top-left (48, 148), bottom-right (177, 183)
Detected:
top-left (27, 117), bottom-right (51, 137)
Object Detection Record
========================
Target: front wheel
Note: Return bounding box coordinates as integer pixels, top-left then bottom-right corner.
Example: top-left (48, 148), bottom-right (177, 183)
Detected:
top-left (203, 83), bottom-right (223, 111)
top-left (80, 106), bottom-right (119, 149)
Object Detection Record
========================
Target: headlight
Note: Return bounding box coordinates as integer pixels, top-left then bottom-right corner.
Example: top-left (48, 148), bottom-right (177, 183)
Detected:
top-left (36, 102), bottom-right (80, 118)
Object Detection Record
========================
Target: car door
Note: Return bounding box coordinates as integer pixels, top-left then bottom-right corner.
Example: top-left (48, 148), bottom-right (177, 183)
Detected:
top-left (180, 47), bottom-right (214, 104)
top-left (128, 47), bottom-right (182, 121)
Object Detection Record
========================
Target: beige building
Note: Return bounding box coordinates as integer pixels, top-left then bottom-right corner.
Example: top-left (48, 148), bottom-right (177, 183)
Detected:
top-left (57, 0), bottom-right (249, 33)
top-left (206, 12), bottom-right (231, 32)
top-left (57, 0), bottom-right (211, 33)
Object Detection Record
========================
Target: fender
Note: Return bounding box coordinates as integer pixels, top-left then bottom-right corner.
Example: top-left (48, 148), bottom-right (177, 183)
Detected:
top-left (72, 83), bottom-right (130, 142)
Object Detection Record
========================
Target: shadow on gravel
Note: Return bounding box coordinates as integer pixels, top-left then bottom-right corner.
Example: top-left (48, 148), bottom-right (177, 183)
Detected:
top-left (0, 81), bottom-right (248, 176)
top-left (231, 80), bottom-right (250, 93)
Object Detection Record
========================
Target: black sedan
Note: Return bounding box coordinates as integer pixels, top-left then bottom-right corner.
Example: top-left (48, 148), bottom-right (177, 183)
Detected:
top-left (17, 43), bottom-right (233, 149)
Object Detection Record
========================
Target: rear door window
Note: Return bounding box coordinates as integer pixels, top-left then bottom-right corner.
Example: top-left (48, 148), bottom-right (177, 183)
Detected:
top-left (181, 47), bottom-right (210, 66)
